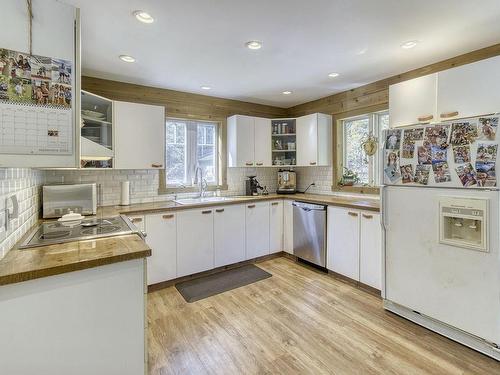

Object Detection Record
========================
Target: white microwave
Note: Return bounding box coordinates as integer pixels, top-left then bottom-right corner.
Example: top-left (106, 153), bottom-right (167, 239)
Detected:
top-left (42, 183), bottom-right (97, 218)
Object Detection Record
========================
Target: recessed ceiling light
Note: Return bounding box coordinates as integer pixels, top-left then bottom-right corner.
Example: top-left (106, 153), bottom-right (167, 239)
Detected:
top-left (133, 10), bottom-right (154, 24)
top-left (201, 86), bottom-right (211, 90)
top-left (245, 41), bottom-right (262, 50)
top-left (282, 91), bottom-right (292, 95)
top-left (401, 40), bottom-right (418, 49)
top-left (356, 48), bottom-right (367, 55)
top-left (119, 55), bottom-right (135, 63)
top-left (328, 72), bottom-right (339, 78)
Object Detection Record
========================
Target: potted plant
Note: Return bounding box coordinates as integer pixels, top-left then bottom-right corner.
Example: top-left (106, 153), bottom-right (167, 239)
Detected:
top-left (339, 167), bottom-right (360, 186)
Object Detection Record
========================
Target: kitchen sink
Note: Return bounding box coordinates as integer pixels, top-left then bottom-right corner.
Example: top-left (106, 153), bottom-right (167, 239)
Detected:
top-left (174, 196), bottom-right (256, 205)
top-left (174, 197), bottom-right (230, 205)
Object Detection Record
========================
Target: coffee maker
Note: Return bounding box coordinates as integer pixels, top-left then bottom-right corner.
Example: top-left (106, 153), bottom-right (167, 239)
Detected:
top-left (245, 176), bottom-right (263, 196)
top-left (277, 169), bottom-right (297, 194)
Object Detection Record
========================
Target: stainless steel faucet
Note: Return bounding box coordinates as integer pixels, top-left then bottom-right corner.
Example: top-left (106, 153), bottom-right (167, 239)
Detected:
top-left (194, 167), bottom-right (208, 198)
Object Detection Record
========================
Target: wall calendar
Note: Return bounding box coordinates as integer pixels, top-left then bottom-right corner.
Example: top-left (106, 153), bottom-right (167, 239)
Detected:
top-left (0, 47), bottom-right (73, 155)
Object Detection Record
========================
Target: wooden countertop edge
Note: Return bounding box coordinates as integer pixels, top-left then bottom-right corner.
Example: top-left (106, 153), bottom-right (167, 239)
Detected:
top-left (0, 248), bottom-right (151, 287)
top-left (115, 195), bottom-right (380, 216)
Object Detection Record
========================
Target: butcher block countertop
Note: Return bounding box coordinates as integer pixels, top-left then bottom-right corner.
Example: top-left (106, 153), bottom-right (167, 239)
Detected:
top-left (0, 193), bottom-right (377, 287)
top-left (100, 193), bottom-right (380, 216)
top-left (0, 234), bottom-right (150, 286)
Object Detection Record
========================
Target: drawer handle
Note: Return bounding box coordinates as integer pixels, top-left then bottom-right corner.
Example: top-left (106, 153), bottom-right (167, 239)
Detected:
top-left (151, 163), bottom-right (163, 168)
top-left (245, 162), bottom-right (253, 166)
top-left (131, 218), bottom-right (143, 223)
top-left (440, 111), bottom-right (459, 119)
top-left (248, 204), bottom-right (256, 208)
top-left (216, 208), bottom-right (225, 213)
top-left (162, 214), bottom-right (174, 219)
top-left (271, 202), bottom-right (279, 206)
top-left (202, 210), bottom-right (212, 214)
top-left (348, 212), bottom-right (358, 217)
top-left (417, 114), bottom-right (434, 122)
top-left (256, 162), bottom-right (263, 166)
top-left (362, 214), bottom-right (373, 219)
top-left (309, 162), bottom-right (317, 165)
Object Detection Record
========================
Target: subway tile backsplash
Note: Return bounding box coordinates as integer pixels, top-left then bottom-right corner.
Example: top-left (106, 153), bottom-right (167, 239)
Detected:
top-left (0, 168), bottom-right (43, 258)
top-left (0, 165), bottom-right (372, 257)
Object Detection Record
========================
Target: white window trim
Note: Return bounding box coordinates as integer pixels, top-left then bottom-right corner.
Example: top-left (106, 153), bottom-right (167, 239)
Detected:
top-left (165, 118), bottom-right (219, 188)
top-left (342, 110), bottom-right (388, 186)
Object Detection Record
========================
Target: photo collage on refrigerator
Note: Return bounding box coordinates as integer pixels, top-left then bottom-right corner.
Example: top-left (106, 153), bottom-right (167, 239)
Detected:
top-left (384, 116), bottom-right (499, 187)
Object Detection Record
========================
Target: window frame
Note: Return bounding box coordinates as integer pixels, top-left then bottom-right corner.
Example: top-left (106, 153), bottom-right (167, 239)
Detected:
top-left (161, 117), bottom-right (222, 192)
top-left (333, 106), bottom-right (389, 194)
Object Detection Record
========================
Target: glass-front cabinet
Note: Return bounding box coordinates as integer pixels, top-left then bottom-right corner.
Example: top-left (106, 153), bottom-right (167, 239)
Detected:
top-left (271, 119), bottom-right (296, 166)
top-left (80, 90), bottom-right (113, 168)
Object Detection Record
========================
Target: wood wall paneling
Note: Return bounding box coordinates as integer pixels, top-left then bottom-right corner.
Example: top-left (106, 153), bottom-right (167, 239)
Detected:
top-left (287, 43), bottom-right (500, 118)
top-left (82, 77), bottom-right (287, 120)
top-left (83, 43), bottom-right (500, 194)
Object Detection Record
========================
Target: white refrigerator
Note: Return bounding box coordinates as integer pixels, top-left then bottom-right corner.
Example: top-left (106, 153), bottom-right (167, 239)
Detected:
top-left (381, 117), bottom-right (500, 360)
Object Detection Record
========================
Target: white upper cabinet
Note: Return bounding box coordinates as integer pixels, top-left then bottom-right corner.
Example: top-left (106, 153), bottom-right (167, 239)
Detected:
top-left (113, 101), bottom-right (165, 169)
top-left (296, 113), bottom-right (332, 166)
top-left (390, 56), bottom-right (500, 127)
top-left (227, 115), bottom-right (271, 167)
top-left (254, 117), bottom-right (272, 166)
top-left (389, 74), bottom-right (438, 128)
top-left (227, 115), bottom-right (254, 167)
top-left (437, 55), bottom-right (500, 120)
top-left (0, 0), bottom-right (79, 168)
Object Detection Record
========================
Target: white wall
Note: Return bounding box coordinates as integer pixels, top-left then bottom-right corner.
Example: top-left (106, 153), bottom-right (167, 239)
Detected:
top-left (0, 168), bottom-right (43, 258)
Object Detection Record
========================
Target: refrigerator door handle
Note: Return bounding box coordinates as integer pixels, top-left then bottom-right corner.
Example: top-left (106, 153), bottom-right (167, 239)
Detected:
top-left (380, 185), bottom-right (388, 231)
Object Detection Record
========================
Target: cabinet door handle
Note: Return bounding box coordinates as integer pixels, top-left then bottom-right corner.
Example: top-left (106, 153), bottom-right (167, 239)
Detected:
top-left (131, 217), bottom-right (143, 223)
top-left (162, 214), bottom-right (174, 219)
top-left (309, 162), bottom-right (317, 165)
top-left (440, 111), bottom-right (459, 119)
top-left (348, 211), bottom-right (358, 217)
top-left (151, 163), bottom-right (163, 168)
top-left (215, 208), bottom-right (224, 213)
top-left (248, 204), bottom-right (256, 208)
top-left (245, 162), bottom-right (254, 166)
top-left (256, 162), bottom-right (263, 166)
top-left (417, 114), bottom-right (434, 122)
top-left (362, 214), bottom-right (373, 219)
top-left (202, 210), bottom-right (212, 214)
top-left (271, 202), bottom-right (279, 206)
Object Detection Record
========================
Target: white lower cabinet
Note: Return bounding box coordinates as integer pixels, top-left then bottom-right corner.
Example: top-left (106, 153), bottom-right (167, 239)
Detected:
top-left (269, 201), bottom-right (284, 253)
top-left (327, 207), bottom-right (360, 280)
top-left (177, 208), bottom-right (215, 277)
top-left (359, 211), bottom-right (382, 289)
top-left (327, 207), bottom-right (382, 290)
top-left (245, 202), bottom-right (270, 259)
top-left (145, 213), bottom-right (177, 285)
top-left (283, 199), bottom-right (294, 254)
top-left (214, 204), bottom-right (246, 267)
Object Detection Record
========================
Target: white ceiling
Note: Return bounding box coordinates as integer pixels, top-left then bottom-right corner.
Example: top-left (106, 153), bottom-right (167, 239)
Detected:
top-left (65, 0), bottom-right (500, 108)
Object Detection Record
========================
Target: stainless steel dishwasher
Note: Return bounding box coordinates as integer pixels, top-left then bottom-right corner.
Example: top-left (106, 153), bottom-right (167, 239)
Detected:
top-left (292, 201), bottom-right (327, 267)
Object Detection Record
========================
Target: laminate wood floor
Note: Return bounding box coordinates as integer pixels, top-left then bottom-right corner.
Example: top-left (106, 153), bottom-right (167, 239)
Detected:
top-left (147, 257), bottom-right (500, 375)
